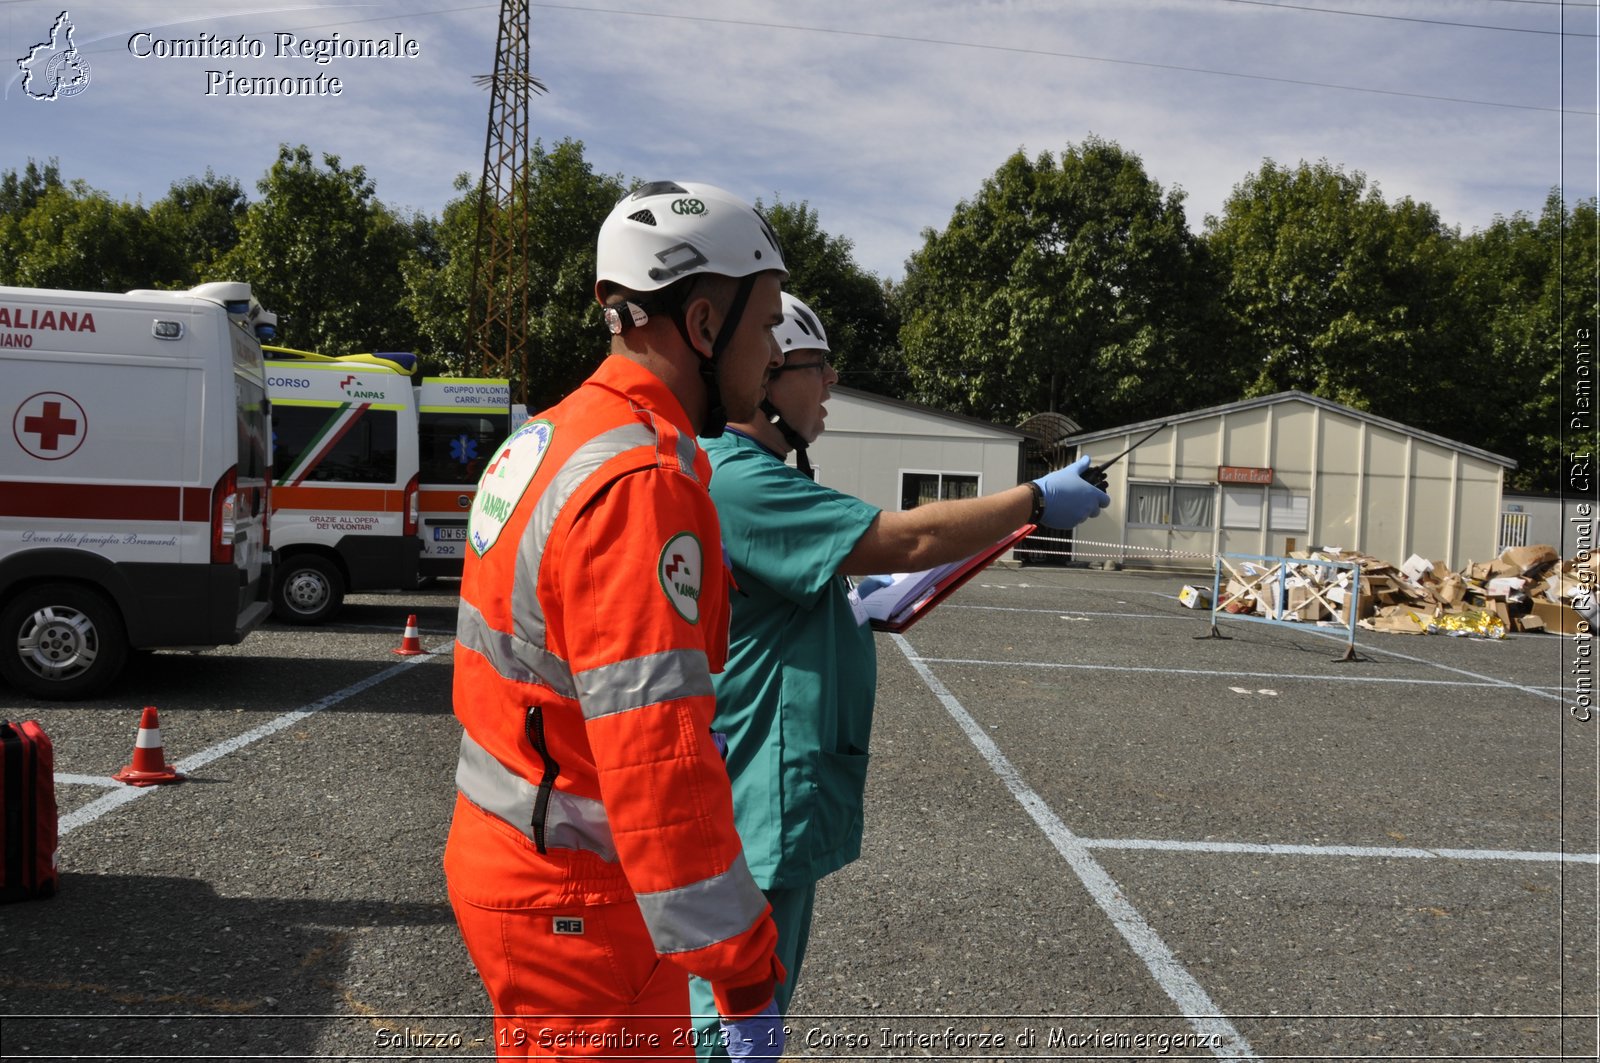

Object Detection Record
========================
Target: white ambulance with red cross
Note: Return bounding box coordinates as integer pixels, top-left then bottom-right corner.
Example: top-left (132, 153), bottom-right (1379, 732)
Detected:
top-left (0, 281), bottom-right (273, 700)
top-left (415, 377), bottom-right (512, 582)
top-left (263, 347), bottom-right (421, 623)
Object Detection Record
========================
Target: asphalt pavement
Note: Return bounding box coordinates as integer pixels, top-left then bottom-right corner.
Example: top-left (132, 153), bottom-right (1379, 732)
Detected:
top-left (1, 568), bottom-right (1595, 1061)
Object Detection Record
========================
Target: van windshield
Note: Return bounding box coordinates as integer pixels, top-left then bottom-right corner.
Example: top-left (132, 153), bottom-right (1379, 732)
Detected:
top-left (419, 412), bottom-right (510, 487)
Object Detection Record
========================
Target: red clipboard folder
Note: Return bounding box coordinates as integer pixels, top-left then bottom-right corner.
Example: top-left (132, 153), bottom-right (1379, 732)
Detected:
top-left (866, 524), bottom-right (1038, 634)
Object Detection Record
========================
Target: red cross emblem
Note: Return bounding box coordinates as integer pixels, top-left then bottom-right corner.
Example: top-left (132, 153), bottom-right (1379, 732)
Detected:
top-left (14, 392), bottom-right (87, 460)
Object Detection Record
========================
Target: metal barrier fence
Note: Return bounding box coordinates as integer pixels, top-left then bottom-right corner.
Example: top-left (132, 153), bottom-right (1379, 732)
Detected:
top-left (1198, 553), bottom-right (1364, 662)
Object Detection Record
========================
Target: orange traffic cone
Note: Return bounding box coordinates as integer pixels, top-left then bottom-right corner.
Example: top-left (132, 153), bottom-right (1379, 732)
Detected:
top-left (112, 706), bottom-right (184, 786)
top-left (393, 613), bottom-right (425, 656)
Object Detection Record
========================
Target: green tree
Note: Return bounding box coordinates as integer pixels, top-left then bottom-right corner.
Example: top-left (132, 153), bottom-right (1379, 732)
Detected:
top-left (401, 138), bottom-right (624, 403)
top-left (1203, 159), bottom-right (1462, 417)
top-left (0, 158), bottom-right (63, 219)
top-left (0, 179), bottom-right (163, 291)
top-left (221, 144), bottom-right (420, 354)
top-left (1455, 192), bottom-right (1598, 491)
top-left (757, 198), bottom-right (903, 395)
top-left (147, 170), bottom-right (249, 286)
top-left (897, 139), bottom-right (1227, 429)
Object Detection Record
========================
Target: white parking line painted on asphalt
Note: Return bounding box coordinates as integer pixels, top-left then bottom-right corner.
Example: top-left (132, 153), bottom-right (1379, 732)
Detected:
top-left (1081, 837), bottom-right (1599, 864)
top-left (56, 647), bottom-right (446, 838)
top-left (943, 603), bottom-right (1566, 699)
top-left (53, 773), bottom-right (124, 788)
top-left (891, 633), bottom-right (1258, 1061)
top-left (911, 655), bottom-right (1561, 694)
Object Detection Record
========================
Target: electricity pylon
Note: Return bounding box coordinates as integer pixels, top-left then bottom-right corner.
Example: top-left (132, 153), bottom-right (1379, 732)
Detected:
top-left (466, 0), bottom-right (544, 403)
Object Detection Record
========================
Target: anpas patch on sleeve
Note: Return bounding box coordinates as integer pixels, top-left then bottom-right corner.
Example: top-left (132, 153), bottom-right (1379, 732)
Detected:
top-left (658, 531), bottom-right (704, 624)
top-left (469, 419), bottom-right (554, 556)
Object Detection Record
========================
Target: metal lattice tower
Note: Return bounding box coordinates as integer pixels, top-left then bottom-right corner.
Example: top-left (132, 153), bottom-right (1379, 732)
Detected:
top-left (467, 0), bottom-right (539, 402)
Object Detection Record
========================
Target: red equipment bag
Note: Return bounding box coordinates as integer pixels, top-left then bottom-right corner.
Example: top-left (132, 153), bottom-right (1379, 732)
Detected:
top-left (1, 720), bottom-right (59, 902)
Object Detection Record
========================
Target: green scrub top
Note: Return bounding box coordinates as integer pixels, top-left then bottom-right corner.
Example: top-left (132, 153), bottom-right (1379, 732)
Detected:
top-left (704, 430), bottom-right (881, 888)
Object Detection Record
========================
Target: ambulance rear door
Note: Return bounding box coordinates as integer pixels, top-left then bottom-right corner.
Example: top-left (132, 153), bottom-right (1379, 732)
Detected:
top-left (415, 377), bottom-right (511, 580)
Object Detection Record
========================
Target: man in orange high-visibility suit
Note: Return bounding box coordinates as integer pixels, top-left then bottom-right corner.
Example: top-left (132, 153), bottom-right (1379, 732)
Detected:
top-left (444, 181), bottom-right (792, 1060)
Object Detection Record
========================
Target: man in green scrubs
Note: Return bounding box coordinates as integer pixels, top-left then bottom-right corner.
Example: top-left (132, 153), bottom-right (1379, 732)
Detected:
top-left (690, 293), bottom-right (1111, 1057)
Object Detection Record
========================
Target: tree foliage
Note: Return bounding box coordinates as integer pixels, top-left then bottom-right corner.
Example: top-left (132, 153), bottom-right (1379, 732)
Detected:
top-left (1203, 159), bottom-right (1463, 417)
top-left (1454, 192), bottom-right (1598, 491)
top-left (402, 138), bottom-right (623, 404)
top-left (758, 198), bottom-right (903, 396)
top-left (219, 144), bottom-right (421, 354)
top-left (0, 145), bottom-right (1583, 489)
top-left (897, 139), bottom-right (1228, 429)
top-left (147, 170), bottom-right (249, 287)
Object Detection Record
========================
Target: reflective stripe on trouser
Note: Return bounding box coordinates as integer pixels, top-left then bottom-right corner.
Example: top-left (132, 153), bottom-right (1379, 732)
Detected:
top-left (456, 726), bottom-right (768, 958)
top-left (445, 794), bottom-right (695, 1059)
top-left (688, 883), bottom-right (816, 1062)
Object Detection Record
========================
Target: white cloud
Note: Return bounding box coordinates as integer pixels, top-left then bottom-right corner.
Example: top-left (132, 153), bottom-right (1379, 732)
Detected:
top-left (2, 0), bottom-right (1594, 280)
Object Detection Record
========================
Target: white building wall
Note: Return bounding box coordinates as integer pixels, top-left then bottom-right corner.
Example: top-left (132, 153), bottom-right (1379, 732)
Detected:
top-left (802, 388), bottom-right (1025, 514)
top-left (1069, 395), bottom-right (1509, 572)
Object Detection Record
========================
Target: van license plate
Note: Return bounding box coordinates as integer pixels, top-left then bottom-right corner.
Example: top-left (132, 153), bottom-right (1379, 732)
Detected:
top-left (434, 526), bottom-right (468, 541)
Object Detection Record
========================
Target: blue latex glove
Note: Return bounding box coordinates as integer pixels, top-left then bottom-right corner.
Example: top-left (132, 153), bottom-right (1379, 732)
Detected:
top-left (852, 574), bottom-right (891, 600)
top-left (1032, 455), bottom-right (1111, 528)
top-left (721, 1001), bottom-right (784, 1063)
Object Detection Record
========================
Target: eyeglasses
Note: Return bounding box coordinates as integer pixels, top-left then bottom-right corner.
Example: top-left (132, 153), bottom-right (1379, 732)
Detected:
top-left (772, 358), bottom-right (832, 376)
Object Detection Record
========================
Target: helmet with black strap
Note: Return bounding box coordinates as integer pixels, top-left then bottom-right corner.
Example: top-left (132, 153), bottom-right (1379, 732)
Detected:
top-left (595, 181), bottom-right (787, 437)
top-left (761, 291), bottom-right (831, 479)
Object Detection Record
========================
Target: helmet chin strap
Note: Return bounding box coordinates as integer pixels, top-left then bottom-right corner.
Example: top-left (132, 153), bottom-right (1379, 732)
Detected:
top-left (761, 398), bottom-right (814, 480)
top-left (689, 274), bottom-right (756, 439)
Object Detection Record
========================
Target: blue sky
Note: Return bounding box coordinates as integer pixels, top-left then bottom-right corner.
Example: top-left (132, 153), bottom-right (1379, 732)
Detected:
top-left (2, 0), bottom-right (1596, 280)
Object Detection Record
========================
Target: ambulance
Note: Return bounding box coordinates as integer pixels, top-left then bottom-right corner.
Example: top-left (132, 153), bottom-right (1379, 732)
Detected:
top-left (415, 377), bottom-right (512, 581)
top-left (262, 347), bottom-right (422, 623)
top-left (0, 281), bottom-right (273, 700)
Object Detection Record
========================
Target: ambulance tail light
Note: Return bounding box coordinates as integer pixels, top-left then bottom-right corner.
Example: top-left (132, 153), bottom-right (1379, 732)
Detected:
top-left (403, 473), bottom-right (419, 537)
top-left (213, 467), bottom-right (238, 564)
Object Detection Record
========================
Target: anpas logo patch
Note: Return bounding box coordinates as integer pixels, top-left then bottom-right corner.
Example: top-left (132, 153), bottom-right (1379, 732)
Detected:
top-left (469, 419), bottom-right (554, 556)
top-left (658, 532), bottom-right (704, 624)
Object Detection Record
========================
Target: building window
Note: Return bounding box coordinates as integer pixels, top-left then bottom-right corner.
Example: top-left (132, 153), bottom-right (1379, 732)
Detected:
top-left (1268, 488), bottom-right (1309, 532)
top-left (1129, 481), bottom-right (1215, 529)
top-left (1221, 486), bottom-right (1263, 530)
top-left (901, 471), bottom-right (979, 510)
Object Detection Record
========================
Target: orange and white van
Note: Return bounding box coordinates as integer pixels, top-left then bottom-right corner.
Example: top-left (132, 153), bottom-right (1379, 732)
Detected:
top-left (415, 377), bottom-right (512, 581)
top-left (263, 348), bottom-right (420, 623)
top-left (0, 281), bottom-right (273, 699)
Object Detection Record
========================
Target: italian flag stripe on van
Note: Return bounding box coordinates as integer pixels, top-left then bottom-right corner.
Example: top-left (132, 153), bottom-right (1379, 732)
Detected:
top-left (277, 403), bottom-right (369, 487)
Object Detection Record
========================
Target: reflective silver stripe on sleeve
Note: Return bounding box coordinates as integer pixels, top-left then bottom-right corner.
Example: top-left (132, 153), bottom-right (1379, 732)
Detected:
top-left (455, 731), bottom-right (617, 861)
top-left (674, 430), bottom-right (699, 481)
top-left (575, 648), bottom-right (713, 722)
top-left (457, 598), bottom-right (577, 699)
top-left (511, 423), bottom-right (658, 651)
top-left (635, 852), bottom-right (769, 955)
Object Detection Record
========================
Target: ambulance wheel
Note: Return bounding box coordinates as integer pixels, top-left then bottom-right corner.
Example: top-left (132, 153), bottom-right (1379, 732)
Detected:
top-left (0, 584), bottom-right (129, 700)
top-left (272, 555), bottom-right (345, 625)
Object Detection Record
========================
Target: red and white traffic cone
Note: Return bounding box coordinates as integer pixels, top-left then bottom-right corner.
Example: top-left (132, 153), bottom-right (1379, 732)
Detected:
top-left (392, 613), bottom-right (425, 656)
top-left (112, 706), bottom-right (184, 786)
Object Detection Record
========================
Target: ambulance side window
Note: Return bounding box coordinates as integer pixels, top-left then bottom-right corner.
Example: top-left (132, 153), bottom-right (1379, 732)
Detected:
top-left (272, 406), bottom-right (399, 484)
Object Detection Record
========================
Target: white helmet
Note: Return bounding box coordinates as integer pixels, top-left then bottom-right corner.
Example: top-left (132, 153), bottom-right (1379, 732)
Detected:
top-left (595, 181), bottom-right (787, 296)
top-left (774, 292), bottom-right (830, 355)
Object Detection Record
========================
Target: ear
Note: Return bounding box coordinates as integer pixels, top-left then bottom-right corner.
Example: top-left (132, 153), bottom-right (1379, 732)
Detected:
top-left (680, 290), bottom-right (718, 360)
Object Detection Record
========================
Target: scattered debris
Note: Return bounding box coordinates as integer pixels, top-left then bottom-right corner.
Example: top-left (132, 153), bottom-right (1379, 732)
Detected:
top-left (1209, 543), bottom-right (1594, 637)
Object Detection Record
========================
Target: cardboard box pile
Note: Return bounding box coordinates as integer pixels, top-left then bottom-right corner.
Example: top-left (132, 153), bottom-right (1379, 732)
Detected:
top-left (1203, 544), bottom-right (1596, 637)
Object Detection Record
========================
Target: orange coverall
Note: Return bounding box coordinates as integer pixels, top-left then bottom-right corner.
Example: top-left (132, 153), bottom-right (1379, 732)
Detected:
top-left (445, 356), bottom-right (782, 1058)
